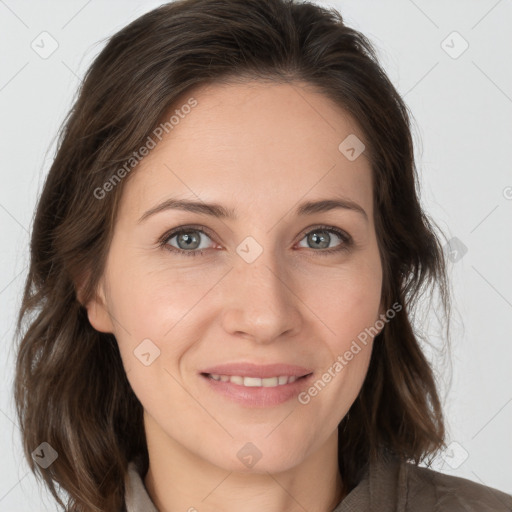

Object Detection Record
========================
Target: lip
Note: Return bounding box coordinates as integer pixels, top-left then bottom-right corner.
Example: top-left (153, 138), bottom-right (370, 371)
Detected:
top-left (200, 373), bottom-right (314, 407)
top-left (199, 362), bottom-right (313, 378)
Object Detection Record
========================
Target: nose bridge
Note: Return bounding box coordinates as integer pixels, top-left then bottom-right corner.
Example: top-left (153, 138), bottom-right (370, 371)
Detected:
top-left (220, 241), bottom-right (302, 342)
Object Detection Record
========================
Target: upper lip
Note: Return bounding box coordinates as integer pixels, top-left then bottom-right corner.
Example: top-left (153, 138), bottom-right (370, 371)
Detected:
top-left (200, 363), bottom-right (314, 379)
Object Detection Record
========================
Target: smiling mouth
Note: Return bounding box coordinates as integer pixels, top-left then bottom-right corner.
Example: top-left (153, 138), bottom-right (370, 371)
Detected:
top-left (201, 372), bottom-right (312, 388)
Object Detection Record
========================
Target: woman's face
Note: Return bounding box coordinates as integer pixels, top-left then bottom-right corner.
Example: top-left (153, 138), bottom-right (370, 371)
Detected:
top-left (87, 80), bottom-right (384, 473)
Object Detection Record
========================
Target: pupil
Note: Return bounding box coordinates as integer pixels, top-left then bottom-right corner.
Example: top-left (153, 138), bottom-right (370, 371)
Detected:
top-left (310, 231), bottom-right (329, 249)
top-left (179, 231), bottom-right (199, 249)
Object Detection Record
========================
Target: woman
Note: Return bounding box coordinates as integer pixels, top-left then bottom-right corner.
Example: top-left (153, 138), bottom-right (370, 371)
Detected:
top-left (13, 0), bottom-right (512, 511)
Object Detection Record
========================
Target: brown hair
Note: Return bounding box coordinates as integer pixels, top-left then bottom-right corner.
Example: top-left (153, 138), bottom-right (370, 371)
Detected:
top-left (14, 0), bottom-right (451, 510)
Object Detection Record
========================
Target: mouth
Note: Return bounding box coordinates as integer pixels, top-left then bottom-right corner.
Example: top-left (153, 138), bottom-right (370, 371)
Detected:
top-left (198, 362), bottom-right (314, 406)
top-left (199, 368), bottom-right (314, 407)
top-left (200, 372), bottom-right (313, 388)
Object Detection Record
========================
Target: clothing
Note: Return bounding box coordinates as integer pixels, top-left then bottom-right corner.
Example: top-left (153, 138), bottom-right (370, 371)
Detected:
top-left (124, 455), bottom-right (512, 511)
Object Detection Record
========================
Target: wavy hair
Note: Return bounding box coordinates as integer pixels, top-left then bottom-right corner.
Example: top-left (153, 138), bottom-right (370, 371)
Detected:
top-left (14, 0), bottom-right (452, 510)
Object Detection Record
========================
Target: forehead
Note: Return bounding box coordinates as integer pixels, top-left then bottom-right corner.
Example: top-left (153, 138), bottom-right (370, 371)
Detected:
top-left (119, 80), bottom-right (373, 221)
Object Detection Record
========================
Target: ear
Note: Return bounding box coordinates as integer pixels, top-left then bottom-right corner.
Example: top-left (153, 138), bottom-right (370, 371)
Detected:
top-left (78, 278), bottom-right (115, 334)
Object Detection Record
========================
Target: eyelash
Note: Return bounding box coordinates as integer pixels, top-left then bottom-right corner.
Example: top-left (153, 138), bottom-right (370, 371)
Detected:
top-left (158, 224), bottom-right (353, 258)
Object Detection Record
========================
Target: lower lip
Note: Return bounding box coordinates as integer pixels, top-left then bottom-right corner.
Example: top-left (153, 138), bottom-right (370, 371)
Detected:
top-left (200, 373), bottom-right (314, 407)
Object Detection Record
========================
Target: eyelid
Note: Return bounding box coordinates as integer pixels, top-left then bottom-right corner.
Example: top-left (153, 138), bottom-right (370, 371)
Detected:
top-left (157, 224), bottom-right (218, 248)
top-left (298, 223), bottom-right (351, 242)
top-left (158, 223), bottom-right (353, 256)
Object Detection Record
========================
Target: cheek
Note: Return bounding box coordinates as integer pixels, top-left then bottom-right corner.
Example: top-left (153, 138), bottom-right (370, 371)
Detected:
top-left (298, 267), bottom-right (380, 426)
top-left (106, 256), bottom-right (204, 336)
top-left (306, 258), bottom-right (382, 341)
top-left (104, 258), bottom-right (218, 384)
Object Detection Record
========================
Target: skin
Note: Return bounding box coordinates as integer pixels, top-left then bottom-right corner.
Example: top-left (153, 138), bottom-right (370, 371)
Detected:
top-left (86, 80), bottom-right (385, 512)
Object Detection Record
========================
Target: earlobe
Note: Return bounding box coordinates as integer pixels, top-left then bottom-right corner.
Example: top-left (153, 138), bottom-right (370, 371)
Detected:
top-left (83, 282), bottom-right (115, 334)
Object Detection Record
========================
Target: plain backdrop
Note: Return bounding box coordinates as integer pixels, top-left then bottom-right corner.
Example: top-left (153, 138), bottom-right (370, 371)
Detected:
top-left (1, 0), bottom-right (511, 510)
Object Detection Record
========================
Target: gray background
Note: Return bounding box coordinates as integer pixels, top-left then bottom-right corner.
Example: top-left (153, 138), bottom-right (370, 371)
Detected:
top-left (1, 0), bottom-right (511, 509)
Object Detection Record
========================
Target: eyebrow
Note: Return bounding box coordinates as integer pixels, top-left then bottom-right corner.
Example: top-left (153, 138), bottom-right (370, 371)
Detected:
top-left (137, 197), bottom-right (368, 223)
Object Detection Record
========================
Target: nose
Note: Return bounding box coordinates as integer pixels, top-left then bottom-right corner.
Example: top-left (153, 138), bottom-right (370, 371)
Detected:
top-left (219, 254), bottom-right (303, 345)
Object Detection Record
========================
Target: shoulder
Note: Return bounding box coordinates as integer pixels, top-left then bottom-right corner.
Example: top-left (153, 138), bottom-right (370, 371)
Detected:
top-left (400, 461), bottom-right (512, 511)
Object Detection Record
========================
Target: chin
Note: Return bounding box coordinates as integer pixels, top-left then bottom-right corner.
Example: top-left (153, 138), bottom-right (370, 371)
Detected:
top-left (207, 440), bottom-right (306, 475)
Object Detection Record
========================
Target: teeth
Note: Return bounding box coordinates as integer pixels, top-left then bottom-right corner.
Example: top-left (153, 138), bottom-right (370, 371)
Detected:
top-left (244, 377), bottom-right (262, 387)
top-left (262, 377), bottom-right (279, 387)
top-left (208, 374), bottom-right (302, 387)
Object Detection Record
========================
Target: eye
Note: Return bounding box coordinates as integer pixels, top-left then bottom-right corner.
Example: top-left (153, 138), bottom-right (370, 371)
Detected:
top-left (297, 225), bottom-right (352, 255)
top-left (160, 225), bottom-right (215, 257)
top-left (158, 224), bottom-right (352, 257)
